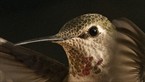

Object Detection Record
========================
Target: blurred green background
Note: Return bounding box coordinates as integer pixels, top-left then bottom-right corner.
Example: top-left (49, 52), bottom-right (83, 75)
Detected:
top-left (0, 0), bottom-right (144, 65)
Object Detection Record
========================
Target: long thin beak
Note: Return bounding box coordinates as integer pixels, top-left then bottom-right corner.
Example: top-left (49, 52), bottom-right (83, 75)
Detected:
top-left (15, 35), bottom-right (64, 46)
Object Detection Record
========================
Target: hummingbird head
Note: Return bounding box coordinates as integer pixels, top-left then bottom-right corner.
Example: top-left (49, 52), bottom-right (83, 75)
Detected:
top-left (15, 14), bottom-right (116, 80)
top-left (55, 14), bottom-right (116, 78)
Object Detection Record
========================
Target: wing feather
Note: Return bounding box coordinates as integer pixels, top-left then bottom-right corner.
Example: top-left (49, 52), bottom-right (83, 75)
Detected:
top-left (0, 38), bottom-right (68, 82)
top-left (111, 18), bottom-right (145, 82)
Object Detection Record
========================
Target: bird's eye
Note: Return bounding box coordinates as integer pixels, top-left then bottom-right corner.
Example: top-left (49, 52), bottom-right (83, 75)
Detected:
top-left (88, 26), bottom-right (99, 37)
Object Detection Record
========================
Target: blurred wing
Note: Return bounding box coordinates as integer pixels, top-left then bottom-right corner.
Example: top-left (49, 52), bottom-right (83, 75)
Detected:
top-left (0, 38), bottom-right (68, 82)
top-left (111, 18), bottom-right (145, 82)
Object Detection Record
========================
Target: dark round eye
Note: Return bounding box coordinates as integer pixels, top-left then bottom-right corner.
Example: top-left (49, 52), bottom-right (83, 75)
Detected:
top-left (88, 26), bottom-right (98, 36)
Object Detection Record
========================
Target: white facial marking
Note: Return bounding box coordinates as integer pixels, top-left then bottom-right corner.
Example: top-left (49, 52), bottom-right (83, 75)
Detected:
top-left (97, 25), bottom-right (106, 34)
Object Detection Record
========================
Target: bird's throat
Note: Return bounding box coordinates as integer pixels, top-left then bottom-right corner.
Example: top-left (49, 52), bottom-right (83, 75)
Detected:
top-left (64, 47), bottom-right (103, 81)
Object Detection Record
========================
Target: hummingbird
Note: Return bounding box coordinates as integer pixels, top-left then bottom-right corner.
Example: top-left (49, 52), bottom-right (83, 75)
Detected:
top-left (0, 13), bottom-right (144, 82)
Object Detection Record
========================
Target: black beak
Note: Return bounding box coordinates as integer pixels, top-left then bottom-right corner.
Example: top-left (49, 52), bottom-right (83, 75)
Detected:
top-left (15, 35), bottom-right (64, 46)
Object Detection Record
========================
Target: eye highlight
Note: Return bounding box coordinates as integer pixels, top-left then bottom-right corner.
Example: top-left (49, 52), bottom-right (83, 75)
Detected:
top-left (88, 26), bottom-right (99, 37)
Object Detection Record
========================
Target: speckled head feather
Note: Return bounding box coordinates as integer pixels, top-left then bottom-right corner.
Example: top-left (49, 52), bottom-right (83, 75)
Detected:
top-left (56, 14), bottom-right (114, 39)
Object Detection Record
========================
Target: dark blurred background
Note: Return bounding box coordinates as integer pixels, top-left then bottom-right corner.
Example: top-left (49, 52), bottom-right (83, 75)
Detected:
top-left (0, 0), bottom-right (145, 65)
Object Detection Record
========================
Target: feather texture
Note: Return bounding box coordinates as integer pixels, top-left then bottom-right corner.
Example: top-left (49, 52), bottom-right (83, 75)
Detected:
top-left (111, 18), bottom-right (145, 82)
top-left (0, 40), bottom-right (68, 82)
